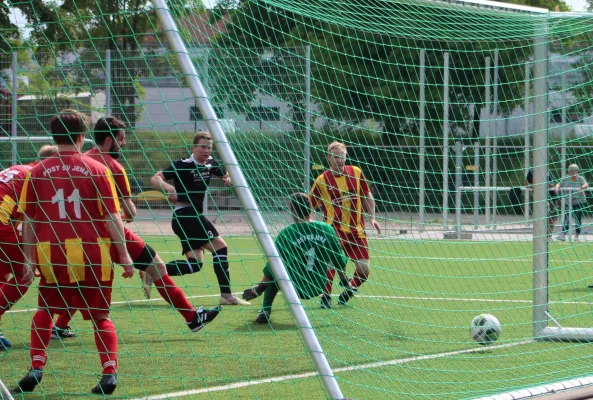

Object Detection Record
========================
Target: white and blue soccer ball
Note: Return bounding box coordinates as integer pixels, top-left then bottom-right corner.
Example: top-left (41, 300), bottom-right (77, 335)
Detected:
top-left (470, 314), bottom-right (501, 345)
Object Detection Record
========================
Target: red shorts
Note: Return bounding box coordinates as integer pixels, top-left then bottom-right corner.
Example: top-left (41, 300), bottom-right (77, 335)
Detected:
top-left (37, 284), bottom-right (113, 320)
top-left (111, 228), bottom-right (146, 264)
top-left (337, 231), bottom-right (369, 261)
top-left (0, 237), bottom-right (25, 278)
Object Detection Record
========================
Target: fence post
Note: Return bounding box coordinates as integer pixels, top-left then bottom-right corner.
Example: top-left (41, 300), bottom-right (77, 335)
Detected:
top-left (11, 51), bottom-right (18, 166)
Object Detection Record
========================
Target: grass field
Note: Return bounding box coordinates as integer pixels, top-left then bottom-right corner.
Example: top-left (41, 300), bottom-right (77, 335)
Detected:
top-left (2, 236), bottom-right (593, 399)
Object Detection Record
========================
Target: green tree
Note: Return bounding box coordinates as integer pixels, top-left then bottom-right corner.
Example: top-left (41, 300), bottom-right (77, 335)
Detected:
top-left (211, 0), bottom-right (570, 142)
top-left (15, 0), bottom-right (202, 126)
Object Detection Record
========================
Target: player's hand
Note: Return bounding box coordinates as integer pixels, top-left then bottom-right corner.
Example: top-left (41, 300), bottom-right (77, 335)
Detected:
top-left (119, 254), bottom-right (135, 278)
top-left (370, 218), bottom-right (381, 234)
top-left (21, 263), bottom-right (34, 283)
top-left (167, 189), bottom-right (178, 203)
top-left (122, 213), bottom-right (134, 223)
top-left (242, 287), bottom-right (260, 301)
top-left (222, 176), bottom-right (232, 187)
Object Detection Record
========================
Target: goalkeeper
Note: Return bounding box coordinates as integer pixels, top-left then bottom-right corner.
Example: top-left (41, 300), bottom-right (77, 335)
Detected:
top-left (243, 192), bottom-right (353, 323)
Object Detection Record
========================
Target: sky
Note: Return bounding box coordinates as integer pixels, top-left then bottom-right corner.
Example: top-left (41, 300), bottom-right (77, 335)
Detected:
top-left (565, 0), bottom-right (588, 10)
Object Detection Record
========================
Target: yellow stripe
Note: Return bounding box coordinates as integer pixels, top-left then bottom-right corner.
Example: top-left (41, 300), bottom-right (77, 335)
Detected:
top-left (66, 238), bottom-right (85, 283)
top-left (335, 176), bottom-right (352, 234)
top-left (37, 242), bottom-right (55, 284)
top-left (121, 169), bottom-right (132, 197)
top-left (354, 167), bottom-right (364, 232)
top-left (98, 238), bottom-right (113, 281)
top-left (318, 176), bottom-right (335, 225)
top-left (0, 195), bottom-right (16, 225)
top-left (17, 171), bottom-right (31, 215)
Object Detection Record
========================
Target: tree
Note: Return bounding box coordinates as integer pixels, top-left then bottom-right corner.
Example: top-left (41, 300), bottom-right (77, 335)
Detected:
top-left (211, 0), bottom-right (570, 141)
top-left (15, 0), bottom-right (201, 126)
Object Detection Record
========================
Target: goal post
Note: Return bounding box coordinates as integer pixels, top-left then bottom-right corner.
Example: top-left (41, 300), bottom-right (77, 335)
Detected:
top-left (151, 0), bottom-right (345, 398)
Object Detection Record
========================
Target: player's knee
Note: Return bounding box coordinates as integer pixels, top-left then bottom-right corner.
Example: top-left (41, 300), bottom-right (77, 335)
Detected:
top-left (187, 258), bottom-right (203, 273)
top-left (356, 261), bottom-right (370, 277)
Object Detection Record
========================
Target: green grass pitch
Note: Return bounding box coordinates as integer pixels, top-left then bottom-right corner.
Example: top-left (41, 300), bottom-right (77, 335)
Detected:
top-left (1, 236), bottom-right (593, 399)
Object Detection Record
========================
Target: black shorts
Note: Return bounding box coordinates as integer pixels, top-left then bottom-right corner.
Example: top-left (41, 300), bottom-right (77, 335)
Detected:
top-left (133, 244), bottom-right (156, 271)
top-left (172, 207), bottom-right (219, 254)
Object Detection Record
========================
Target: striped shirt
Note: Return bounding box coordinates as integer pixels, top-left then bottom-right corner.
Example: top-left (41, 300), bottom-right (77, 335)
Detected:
top-left (309, 165), bottom-right (370, 238)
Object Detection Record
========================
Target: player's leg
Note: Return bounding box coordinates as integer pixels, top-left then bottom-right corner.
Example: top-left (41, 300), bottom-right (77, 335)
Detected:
top-left (88, 312), bottom-right (119, 395)
top-left (13, 285), bottom-right (70, 393)
top-left (0, 246), bottom-right (33, 349)
top-left (338, 235), bottom-right (370, 305)
top-left (202, 236), bottom-right (249, 306)
top-left (138, 246), bottom-right (221, 330)
top-left (574, 204), bottom-right (583, 239)
top-left (167, 208), bottom-right (205, 276)
top-left (51, 310), bottom-right (77, 340)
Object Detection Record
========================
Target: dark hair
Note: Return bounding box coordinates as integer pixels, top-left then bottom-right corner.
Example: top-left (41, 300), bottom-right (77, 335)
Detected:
top-left (290, 192), bottom-right (312, 219)
top-left (49, 110), bottom-right (89, 145)
top-left (193, 131), bottom-right (212, 145)
top-left (94, 116), bottom-right (126, 145)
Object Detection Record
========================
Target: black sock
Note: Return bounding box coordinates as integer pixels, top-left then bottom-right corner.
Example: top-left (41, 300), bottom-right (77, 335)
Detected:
top-left (212, 247), bottom-right (231, 294)
top-left (165, 258), bottom-right (202, 276)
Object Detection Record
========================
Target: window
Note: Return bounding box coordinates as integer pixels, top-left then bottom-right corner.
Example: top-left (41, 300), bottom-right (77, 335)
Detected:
top-left (189, 106), bottom-right (224, 121)
top-left (247, 106), bottom-right (280, 121)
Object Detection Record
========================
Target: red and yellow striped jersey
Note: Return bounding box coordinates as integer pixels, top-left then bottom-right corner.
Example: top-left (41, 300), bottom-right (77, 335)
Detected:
top-left (309, 165), bottom-right (370, 238)
top-left (0, 164), bottom-right (34, 237)
top-left (84, 148), bottom-right (132, 198)
top-left (19, 151), bottom-right (121, 285)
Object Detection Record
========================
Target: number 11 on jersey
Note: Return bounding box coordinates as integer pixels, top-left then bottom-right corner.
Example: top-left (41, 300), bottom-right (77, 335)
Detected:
top-left (52, 189), bottom-right (82, 219)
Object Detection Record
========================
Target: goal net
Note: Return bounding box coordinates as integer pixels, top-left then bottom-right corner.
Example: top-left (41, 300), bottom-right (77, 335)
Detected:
top-left (1, 0), bottom-right (593, 399)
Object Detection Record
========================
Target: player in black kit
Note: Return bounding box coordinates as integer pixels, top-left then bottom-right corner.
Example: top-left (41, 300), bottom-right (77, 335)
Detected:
top-left (151, 131), bottom-right (250, 306)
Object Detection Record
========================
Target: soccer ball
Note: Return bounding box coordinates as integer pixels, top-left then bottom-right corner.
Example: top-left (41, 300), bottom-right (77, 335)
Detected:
top-left (470, 314), bottom-right (501, 345)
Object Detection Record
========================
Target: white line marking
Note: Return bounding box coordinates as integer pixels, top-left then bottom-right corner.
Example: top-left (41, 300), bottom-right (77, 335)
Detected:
top-left (7, 292), bottom-right (593, 315)
top-left (131, 340), bottom-right (533, 400)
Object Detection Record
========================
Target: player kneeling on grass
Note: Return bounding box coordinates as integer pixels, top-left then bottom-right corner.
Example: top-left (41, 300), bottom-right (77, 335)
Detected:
top-left (242, 193), bottom-right (353, 324)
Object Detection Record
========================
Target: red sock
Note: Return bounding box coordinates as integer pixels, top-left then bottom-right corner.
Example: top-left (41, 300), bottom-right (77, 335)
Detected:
top-left (324, 269), bottom-right (336, 296)
top-left (30, 310), bottom-right (53, 370)
top-left (94, 319), bottom-right (118, 375)
top-left (55, 312), bottom-right (73, 328)
top-left (154, 275), bottom-right (195, 322)
top-left (350, 269), bottom-right (368, 289)
top-left (0, 276), bottom-right (30, 317)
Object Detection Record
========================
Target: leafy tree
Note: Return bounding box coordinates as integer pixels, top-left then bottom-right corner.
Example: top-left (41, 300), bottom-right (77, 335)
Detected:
top-left (14, 0), bottom-right (201, 126)
top-left (211, 0), bottom-right (570, 142)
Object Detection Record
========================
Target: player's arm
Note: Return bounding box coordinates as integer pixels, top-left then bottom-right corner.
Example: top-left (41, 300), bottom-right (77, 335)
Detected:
top-left (243, 234), bottom-right (286, 301)
top-left (213, 160), bottom-right (232, 187)
top-left (121, 197), bottom-right (137, 223)
top-left (150, 170), bottom-right (177, 203)
top-left (20, 215), bottom-right (36, 280)
top-left (362, 188), bottom-right (381, 234)
top-left (580, 176), bottom-right (589, 192)
top-left (97, 169), bottom-right (134, 278)
top-left (309, 179), bottom-right (322, 210)
top-left (104, 213), bottom-right (134, 278)
top-left (18, 172), bottom-right (36, 280)
top-left (117, 168), bottom-right (136, 222)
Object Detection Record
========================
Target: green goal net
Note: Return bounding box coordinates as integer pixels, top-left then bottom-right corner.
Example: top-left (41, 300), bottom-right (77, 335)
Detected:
top-left (2, 0), bottom-right (593, 398)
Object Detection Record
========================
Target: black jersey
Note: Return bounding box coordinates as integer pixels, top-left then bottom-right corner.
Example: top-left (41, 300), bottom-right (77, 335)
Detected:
top-left (161, 155), bottom-right (226, 212)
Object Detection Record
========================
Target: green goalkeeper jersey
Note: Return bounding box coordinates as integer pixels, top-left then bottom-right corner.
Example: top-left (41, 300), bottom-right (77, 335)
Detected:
top-left (263, 221), bottom-right (348, 299)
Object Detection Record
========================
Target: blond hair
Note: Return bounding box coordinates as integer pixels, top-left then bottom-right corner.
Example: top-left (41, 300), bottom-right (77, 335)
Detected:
top-left (193, 131), bottom-right (212, 145)
top-left (327, 141), bottom-right (347, 154)
top-left (568, 164), bottom-right (579, 173)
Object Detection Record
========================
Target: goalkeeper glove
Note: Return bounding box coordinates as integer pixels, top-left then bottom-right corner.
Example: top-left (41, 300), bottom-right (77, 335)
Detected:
top-left (242, 287), bottom-right (262, 301)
